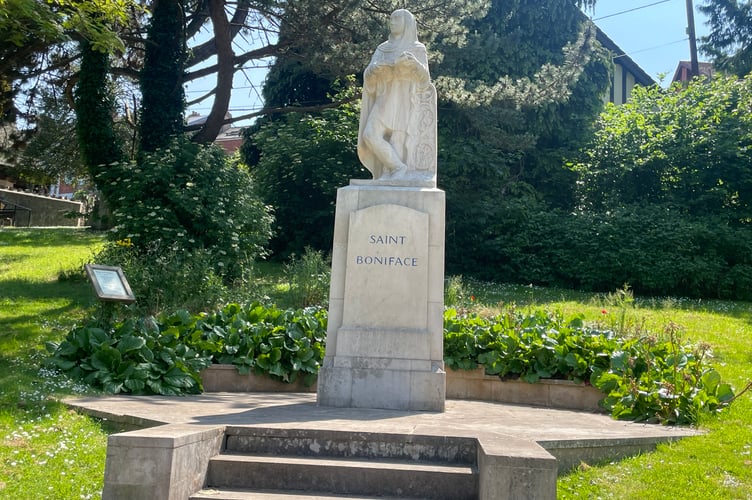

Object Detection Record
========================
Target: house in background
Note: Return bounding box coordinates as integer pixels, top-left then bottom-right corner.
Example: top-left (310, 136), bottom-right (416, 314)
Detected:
top-left (187, 111), bottom-right (245, 155)
top-left (213, 126), bottom-right (245, 154)
top-left (49, 176), bottom-right (87, 199)
top-left (595, 28), bottom-right (656, 104)
top-left (672, 60), bottom-right (715, 84)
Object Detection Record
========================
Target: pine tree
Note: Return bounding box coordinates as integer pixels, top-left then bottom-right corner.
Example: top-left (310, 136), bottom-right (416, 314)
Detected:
top-left (699, 0), bottom-right (752, 76)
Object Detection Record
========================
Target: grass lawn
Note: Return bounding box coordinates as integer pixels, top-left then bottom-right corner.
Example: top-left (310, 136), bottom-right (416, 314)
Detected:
top-left (1, 228), bottom-right (751, 498)
top-left (0, 228), bottom-right (108, 499)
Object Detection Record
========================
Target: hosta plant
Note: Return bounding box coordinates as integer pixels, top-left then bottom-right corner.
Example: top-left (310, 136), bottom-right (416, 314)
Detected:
top-left (443, 308), bottom-right (736, 424)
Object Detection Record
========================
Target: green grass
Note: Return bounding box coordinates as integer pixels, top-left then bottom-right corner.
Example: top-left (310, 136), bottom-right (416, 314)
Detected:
top-left (1, 229), bottom-right (751, 498)
top-left (0, 228), bottom-right (109, 499)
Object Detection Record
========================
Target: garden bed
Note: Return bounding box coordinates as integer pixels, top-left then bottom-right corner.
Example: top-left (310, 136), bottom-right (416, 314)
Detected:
top-left (446, 367), bottom-right (604, 412)
top-left (200, 365), bottom-right (604, 411)
top-left (200, 364), bottom-right (316, 393)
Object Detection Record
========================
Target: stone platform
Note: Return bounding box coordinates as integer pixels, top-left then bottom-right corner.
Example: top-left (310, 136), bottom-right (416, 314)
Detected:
top-left (66, 393), bottom-right (699, 499)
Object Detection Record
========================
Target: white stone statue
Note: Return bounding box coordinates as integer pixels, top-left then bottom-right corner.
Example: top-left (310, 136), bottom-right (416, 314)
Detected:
top-left (357, 9), bottom-right (437, 184)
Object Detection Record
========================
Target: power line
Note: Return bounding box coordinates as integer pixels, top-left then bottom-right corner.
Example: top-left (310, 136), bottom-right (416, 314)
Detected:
top-left (593, 0), bottom-right (674, 21)
top-left (613, 37), bottom-right (688, 59)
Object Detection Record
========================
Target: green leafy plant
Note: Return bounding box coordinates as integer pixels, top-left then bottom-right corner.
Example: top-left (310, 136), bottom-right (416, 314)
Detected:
top-left (443, 307), bottom-right (737, 424)
top-left (48, 302), bottom-right (327, 394)
top-left (591, 322), bottom-right (735, 424)
top-left (190, 302), bottom-right (327, 386)
top-left (284, 247), bottom-right (331, 308)
top-left (444, 308), bottom-right (495, 370)
top-left (47, 311), bottom-right (211, 395)
top-left (445, 308), bottom-right (615, 383)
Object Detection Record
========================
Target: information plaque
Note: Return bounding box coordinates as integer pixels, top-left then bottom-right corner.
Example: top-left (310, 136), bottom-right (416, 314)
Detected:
top-left (85, 264), bottom-right (136, 303)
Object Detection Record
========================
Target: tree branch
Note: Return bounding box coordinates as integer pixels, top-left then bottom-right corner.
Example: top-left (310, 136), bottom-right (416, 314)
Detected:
top-left (185, 94), bottom-right (359, 131)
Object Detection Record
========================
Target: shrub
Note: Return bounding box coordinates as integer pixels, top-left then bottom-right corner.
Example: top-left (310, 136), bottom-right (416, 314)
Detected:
top-left (249, 95), bottom-right (366, 259)
top-left (458, 203), bottom-right (752, 301)
top-left (94, 238), bottom-right (227, 315)
top-left (592, 322), bottom-right (734, 424)
top-left (101, 137), bottom-right (273, 281)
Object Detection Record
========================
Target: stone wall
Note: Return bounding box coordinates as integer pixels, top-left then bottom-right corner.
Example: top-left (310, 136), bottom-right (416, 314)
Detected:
top-left (0, 188), bottom-right (84, 227)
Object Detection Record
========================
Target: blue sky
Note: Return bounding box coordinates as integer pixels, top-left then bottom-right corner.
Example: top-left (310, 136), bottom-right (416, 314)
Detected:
top-left (588, 0), bottom-right (710, 84)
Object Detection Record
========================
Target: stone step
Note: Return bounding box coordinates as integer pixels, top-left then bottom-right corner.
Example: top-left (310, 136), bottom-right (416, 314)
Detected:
top-left (223, 427), bottom-right (477, 465)
top-left (205, 453), bottom-right (478, 500)
top-left (191, 487), bottom-right (415, 499)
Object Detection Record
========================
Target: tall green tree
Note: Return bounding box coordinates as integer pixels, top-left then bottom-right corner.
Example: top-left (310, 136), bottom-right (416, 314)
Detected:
top-left (75, 39), bottom-right (126, 200)
top-left (434, 0), bottom-right (610, 275)
top-left (434, 0), bottom-right (609, 208)
top-left (139, 0), bottom-right (186, 153)
top-left (700, 0), bottom-right (752, 76)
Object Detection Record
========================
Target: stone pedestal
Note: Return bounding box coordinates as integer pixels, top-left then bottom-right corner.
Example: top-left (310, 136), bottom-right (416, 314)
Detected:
top-left (317, 183), bottom-right (446, 411)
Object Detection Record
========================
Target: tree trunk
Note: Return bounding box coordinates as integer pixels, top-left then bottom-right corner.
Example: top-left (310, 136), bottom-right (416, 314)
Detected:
top-left (192, 0), bottom-right (234, 144)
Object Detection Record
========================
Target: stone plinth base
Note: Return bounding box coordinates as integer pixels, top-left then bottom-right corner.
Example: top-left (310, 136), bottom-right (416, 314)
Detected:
top-left (317, 183), bottom-right (446, 411)
top-left (318, 360), bottom-right (445, 411)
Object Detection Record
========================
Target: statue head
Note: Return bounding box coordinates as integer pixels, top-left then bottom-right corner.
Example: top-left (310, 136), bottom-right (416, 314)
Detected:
top-left (389, 9), bottom-right (418, 46)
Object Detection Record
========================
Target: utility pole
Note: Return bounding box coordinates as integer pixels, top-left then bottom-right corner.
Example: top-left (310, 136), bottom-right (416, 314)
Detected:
top-left (685, 0), bottom-right (700, 78)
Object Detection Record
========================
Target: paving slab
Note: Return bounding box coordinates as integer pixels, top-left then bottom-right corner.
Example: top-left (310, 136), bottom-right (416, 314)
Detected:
top-left (65, 392), bottom-right (698, 452)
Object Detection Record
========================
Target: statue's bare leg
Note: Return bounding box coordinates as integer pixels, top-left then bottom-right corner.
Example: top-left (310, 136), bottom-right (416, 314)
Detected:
top-left (364, 118), bottom-right (407, 178)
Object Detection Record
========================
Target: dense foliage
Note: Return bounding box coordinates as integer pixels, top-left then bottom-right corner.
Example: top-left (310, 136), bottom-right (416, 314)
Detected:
top-left (454, 75), bottom-right (752, 300)
top-left (444, 308), bottom-right (734, 424)
top-left (437, 0), bottom-right (610, 276)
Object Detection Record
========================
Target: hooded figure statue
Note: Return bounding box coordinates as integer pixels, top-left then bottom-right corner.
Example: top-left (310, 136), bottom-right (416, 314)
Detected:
top-left (357, 9), bottom-right (437, 184)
